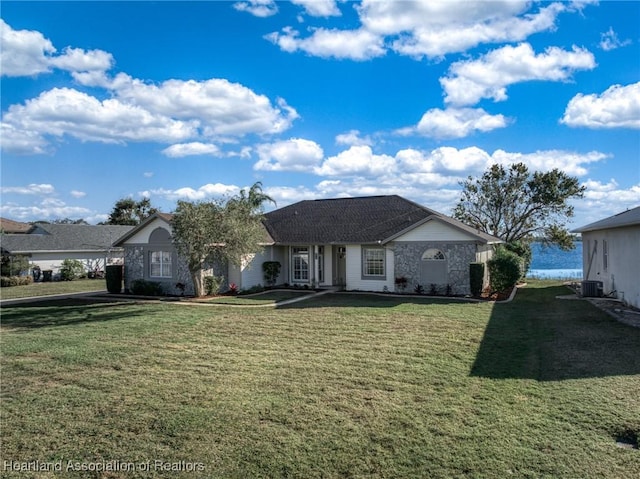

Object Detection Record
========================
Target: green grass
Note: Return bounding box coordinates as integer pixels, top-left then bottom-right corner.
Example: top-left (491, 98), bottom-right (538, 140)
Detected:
top-left (0, 278), bottom-right (106, 300)
top-left (1, 281), bottom-right (638, 478)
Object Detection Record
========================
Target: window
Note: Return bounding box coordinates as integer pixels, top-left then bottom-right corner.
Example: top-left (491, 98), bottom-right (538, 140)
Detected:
top-left (363, 247), bottom-right (385, 277)
top-left (292, 247), bottom-right (309, 282)
top-left (150, 251), bottom-right (172, 278)
top-left (422, 249), bottom-right (445, 260)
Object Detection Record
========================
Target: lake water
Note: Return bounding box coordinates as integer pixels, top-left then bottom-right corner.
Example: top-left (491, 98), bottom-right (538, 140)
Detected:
top-left (526, 241), bottom-right (583, 279)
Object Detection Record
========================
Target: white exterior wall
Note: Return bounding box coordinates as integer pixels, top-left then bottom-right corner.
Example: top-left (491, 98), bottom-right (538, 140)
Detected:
top-left (28, 251), bottom-right (122, 274)
top-left (582, 226), bottom-right (640, 308)
top-left (345, 244), bottom-right (395, 292)
top-left (234, 245), bottom-right (287, 289)
top-left (124, 219), bottom-right (171, 244)
top-left (320, 245), bottom-right (333, 286)
top-left (395, 220), bottom-right (473, 242)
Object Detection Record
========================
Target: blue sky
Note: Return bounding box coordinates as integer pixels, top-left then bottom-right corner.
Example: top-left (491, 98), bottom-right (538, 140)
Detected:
top-left (1, 1), bottom-right (639, 228)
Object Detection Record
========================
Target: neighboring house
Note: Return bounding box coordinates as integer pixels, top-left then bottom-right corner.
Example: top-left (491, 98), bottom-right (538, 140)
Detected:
top-left (115, 196), bottom-right (502, 296)
top-left (572, 206), bottom-right (640, 308)
top-left (0, 217), bottom-right (32, 234)
top-left (1, 223), bottom-right (134, 276)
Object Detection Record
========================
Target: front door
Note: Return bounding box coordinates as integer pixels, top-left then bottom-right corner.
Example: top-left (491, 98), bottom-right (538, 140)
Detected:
top-left (334, 246), bottom-right (346, 287)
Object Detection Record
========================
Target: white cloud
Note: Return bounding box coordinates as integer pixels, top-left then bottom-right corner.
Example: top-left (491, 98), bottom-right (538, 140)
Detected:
top-left (267, 1), bottom-right (578, 60)
top-left (109, 74), bottom-right (299, 137)
top-left (265, 26), bottom-right (385, 60)
top-left (335, 130), bottom-right (372, 147)
top-left (362, 0), bottom-right (566, 59)
top-left (2, 75), bottom-right (297, 154)
top-left (314, 145), bottom-right (396, 176)
top-left (0, 183), bottom-right (55, 195)
top-left (143, 172), bottom-right (154, 178)
top-left (441, 43), bottom-right (596, 106)
top-left (411, 107), bottom-right (508, 139)
top-left (1, 88), bottom-right (197, 153)
top-left (140, 183), bottom-right (240, 201)
top-left (561, 82), bottom-right (640, 129)
top-left (0, 200), bottom-right (93, 222)
top-left (599, 27), bottom-right (632, 51)
top-left (162, 142), bottom-right (221, 158)
top-left (233, 0), bottom-right (278, 17)
top-left (254, 138), bottom-right (324, 171)
top-left (292, 0), bottom-right (341, 17)
top-left (0, 19), bottom-right (113, 78)
top-left (573, 179), bottom-right (640, 226)
top-left (491, 149), bottom-right (608, 176)
top-left (70, 190), bottom-right (86, 198)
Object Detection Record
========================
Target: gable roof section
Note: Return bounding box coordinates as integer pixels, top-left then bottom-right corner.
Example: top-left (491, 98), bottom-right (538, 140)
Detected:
top-left (572, 206), bottom-right (640, 233)
top-left (0, 224), bottom-right (134, 254)
top-left (112, 212), bottom-right (174, 246)
top-left (263, 195), bottom-right (501, 245)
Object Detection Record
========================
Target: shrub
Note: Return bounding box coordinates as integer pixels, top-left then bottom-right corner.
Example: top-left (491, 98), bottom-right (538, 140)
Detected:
top-left (130, 279), bottom-right (164, 296)
top-left (414, 284), bottom-right (424, 294)
top-left (105, 265), bottom-right (123, 294)
top-left (262, 261), bottom-right (281, 287)
top-left (1, 276), bottom-right (33, 287)
top-left (395, 276), bottom-right (408, 291)
top-left (60, 259), bottom-right (85, 281)
top-left (429, 283), bottom-right (439, 295)
top-left (503, 241), bottom-right (532, 278)
top-left (488, 250), bottom-right (522, 292)
top-left (1, 254), bottom-right (29, 277)
top-left (204, 275), bottom-right (224, 296)
top-left (469, 262), bottom-right (485, 296)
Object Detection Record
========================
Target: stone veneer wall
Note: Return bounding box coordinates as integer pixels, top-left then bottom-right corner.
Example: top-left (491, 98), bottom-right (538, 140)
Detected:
top-left (393, 242), bottom-right (477, 295)
top-left (123, 245), bottom-right (229, 296)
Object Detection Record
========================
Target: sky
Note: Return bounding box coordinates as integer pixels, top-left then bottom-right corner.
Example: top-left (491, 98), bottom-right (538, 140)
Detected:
top-left (1, 0), bottom-right (639, 229)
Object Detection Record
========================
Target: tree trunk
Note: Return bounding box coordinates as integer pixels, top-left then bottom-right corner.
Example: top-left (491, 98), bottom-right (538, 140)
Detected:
top-left (191, 268), bottom-right (204, 297)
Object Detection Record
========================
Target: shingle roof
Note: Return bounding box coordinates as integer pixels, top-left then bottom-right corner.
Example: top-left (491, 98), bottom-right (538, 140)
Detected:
top-left (0, 217), bottom-right (32, 234)
top-left (0, 224), bottom-right (134, 253)
top-left (263, 195), bottom-right (501, 244)
top-left (572, 206), bottom-right (640, 233)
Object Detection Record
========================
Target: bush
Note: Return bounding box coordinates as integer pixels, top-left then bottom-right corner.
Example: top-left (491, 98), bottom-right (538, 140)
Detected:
top-left (60, 259), bottom-right (85, 281)
top-left (105, 265), bottom-right (123, 293)
top-left (262, 261), bottom-right (281, 286)
top-left (1, 254), bottom-right (29, 277)
top-left (503, 241), bottom-right (532, 278)
top-left (414, 284), bottom-right (424, 294)
top-left (469, 262), bottom-right (485, 296)
top-left (488, 250), bottom-right (521, 292)
top-left (0, 276), bottom-right (33, 287)
top-left (130, 279), bottom-right (164, 296)
top-left (204, 275), bottom-right (224, 296)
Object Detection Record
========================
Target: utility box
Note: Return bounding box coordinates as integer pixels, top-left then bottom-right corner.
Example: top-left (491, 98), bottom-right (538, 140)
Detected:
top-left (581, 280), bottom-right (603, 297)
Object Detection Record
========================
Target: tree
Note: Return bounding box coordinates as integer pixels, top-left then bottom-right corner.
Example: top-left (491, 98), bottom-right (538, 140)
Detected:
top-left (171, 183), bottom-right (269, 297)
top-left (453, 163), bottom-right (585, 250)
top-left (230, 181), bottom-right (276, 212)
top-left (104, 198), bottom-right (158, 225)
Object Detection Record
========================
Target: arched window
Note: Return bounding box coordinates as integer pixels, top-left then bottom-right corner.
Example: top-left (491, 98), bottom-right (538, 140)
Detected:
top-left (420, 248), bottom-right (447, 284)
top-left (148, 228), bottom-right (173, 278)
top-left (422, 249), bottom-right (445, 261)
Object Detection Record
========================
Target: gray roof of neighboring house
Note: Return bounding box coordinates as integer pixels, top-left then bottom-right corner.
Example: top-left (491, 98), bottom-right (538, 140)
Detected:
top-left (572, 206), bottom-right (640, 233)
top-left (263, 195), bottom-right (502, 245)
top-left (0, 223), bottom-right (134, 254)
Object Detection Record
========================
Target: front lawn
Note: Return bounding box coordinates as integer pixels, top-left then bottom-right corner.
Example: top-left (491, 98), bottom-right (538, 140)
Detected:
top-left (204, 290), bottom-right (314, 305)
top-left (1, 281), bottom-right (638, 478)
top-left (0, 278), bottom-right (106, 301)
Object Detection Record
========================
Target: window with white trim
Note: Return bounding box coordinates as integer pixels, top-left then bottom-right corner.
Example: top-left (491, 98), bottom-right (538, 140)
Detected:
top-left (150, 251), bottom-right (172, 278)
top-left (292, 247), bottom-right (309, 282)
top-left (363, 247), bottom-right (385, 277)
